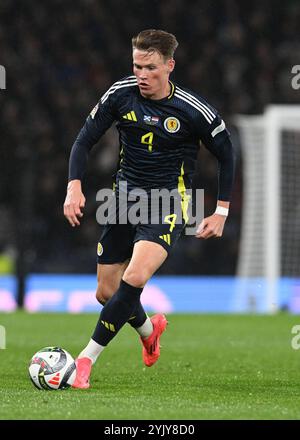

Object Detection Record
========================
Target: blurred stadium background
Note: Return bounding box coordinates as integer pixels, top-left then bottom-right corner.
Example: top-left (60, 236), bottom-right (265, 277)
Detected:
top-left (1, 0), bottom-right (300, 314)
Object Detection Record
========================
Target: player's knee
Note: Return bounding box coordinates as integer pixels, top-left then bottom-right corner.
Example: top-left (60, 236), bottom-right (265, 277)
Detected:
top-left (95, 288), bottom-right (107, 305)
top-left (95, 284), bottom-right (114, 305)
top-left (122, 269), bottom-right (148, 288)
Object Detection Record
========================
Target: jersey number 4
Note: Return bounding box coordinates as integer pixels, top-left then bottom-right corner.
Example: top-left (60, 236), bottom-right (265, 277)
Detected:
top-left (141, 132), bottom-right (154, 152)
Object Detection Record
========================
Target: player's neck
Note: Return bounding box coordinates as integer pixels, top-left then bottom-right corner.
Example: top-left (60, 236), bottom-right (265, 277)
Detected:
top-left (158, 81), bottom-right (171, 100)
top-left (143, 81), bottom-right (171, 100)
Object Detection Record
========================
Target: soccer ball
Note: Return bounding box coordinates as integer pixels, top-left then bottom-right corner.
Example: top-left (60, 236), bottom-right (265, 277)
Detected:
top-left (28, 346), bottom-right (76, 390)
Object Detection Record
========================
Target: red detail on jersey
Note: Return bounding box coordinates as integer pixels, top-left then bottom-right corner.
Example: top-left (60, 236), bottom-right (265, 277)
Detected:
top-left (48, 372), bottom-right (60, 385)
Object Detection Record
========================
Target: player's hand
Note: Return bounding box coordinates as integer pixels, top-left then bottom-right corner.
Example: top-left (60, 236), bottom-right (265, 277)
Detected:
top-left (195, 214), bottom-right (227, 240)
top-left (63, 179), bottom-right (86, 227)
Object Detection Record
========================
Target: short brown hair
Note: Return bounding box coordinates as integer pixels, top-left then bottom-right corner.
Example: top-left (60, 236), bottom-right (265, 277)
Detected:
top-left (132, 29), bottom-right (178, 60)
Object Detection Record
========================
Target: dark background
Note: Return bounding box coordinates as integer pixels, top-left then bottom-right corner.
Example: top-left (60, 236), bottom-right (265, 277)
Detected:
top-left (0, 0), bottom-right (298, 276)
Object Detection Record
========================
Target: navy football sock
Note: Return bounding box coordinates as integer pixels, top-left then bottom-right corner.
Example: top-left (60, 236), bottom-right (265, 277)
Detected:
top-left (128, 301), bottom-right (147, 328)
top-left (92, 280), bottom-right (142, 346)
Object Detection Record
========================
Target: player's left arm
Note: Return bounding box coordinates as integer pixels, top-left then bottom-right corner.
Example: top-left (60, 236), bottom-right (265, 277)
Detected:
top-left (195, 115), bottom-right (236, 240)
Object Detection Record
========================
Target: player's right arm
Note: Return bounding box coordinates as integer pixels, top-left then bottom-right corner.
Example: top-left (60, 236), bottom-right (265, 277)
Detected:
top-left (63, 179), bottom-right (86, 227)
top-left (64, 94), bottom-right (116, 227)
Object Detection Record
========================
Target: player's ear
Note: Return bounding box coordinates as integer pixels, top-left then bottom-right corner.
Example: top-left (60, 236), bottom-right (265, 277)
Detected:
top-left (167, 58), bottom-right (175, 73)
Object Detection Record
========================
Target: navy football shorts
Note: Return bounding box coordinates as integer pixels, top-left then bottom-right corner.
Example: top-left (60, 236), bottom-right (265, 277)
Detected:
top-left (96, 193), bottom-right (189, 264)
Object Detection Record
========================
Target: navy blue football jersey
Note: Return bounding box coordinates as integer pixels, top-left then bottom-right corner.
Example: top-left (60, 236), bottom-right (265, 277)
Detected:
top-left (69, 75), bottom-right (234, 200)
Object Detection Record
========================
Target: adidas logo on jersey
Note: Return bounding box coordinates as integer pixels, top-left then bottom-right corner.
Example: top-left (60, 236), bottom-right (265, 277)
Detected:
top-left (122, 111), bottom-right (137, 122)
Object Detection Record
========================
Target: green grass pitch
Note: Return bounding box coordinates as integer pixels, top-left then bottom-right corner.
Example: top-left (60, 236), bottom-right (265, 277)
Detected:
top-left (0, 311), bottom-right (300, 420)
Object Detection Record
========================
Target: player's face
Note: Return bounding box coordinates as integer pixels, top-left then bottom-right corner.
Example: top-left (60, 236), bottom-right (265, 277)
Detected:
top-left (133, 49), bottom-right (175, 100)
